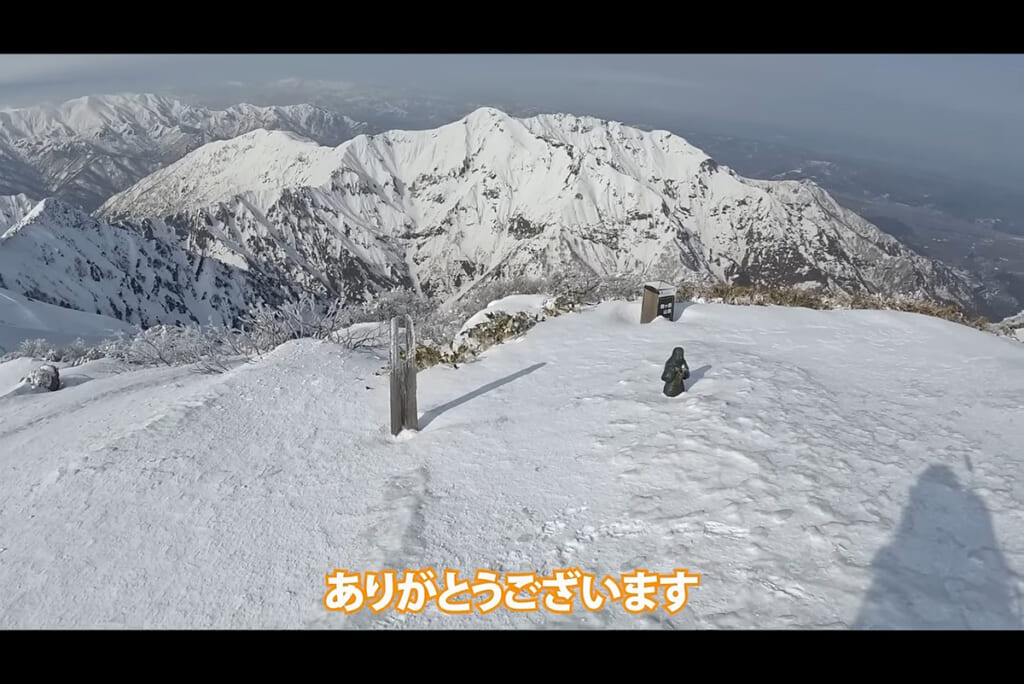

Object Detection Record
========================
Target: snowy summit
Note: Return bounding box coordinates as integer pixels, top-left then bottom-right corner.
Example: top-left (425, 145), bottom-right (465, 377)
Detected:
top-left (1, 299), bottom-right (1022, 628)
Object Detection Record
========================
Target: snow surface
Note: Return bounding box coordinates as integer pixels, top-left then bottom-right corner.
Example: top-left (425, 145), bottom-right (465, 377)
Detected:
top-left (0, 287), bottom-right (134, 355)
top-left (0, 356), bottom-right (124, 400)
top-left (1, 302), bottom-right (1022, 628)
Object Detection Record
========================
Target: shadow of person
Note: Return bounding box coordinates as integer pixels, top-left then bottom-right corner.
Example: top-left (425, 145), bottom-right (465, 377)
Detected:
top-left (854, 465), bottom-right (1023, 629)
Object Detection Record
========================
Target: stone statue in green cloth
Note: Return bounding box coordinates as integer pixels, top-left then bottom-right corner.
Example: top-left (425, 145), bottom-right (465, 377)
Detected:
top-left (662, 347), bottom-right (690, 397)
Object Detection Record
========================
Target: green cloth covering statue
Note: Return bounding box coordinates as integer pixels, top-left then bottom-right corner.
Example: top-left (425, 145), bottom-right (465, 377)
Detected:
top-left (662, 347), bottom-right (690, 397)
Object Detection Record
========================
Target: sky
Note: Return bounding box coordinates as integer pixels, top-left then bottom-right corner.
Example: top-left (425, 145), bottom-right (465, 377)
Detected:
top-left (1, 54), bottom-right (1021, 180)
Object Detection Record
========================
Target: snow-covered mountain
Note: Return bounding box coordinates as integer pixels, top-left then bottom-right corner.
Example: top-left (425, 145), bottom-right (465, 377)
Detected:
top-left (0, 286), bottom-right (135, 355)
top-left (99, 107), bottom-right (980, 313)
top-left (170, 78), bottom-right (534, 131)
top-left (0, 93), bottom-right (367, 211)
top-left (0, 198), bottom-right (282, 328)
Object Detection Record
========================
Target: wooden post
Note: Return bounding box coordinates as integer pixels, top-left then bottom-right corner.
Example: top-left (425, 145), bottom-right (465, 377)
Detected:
top-left (641, 281), bottom-right (676, 324)
top-left (640, 286), bottom-right (659, 324)
top-left (390, 315), bottom-right (419, 435)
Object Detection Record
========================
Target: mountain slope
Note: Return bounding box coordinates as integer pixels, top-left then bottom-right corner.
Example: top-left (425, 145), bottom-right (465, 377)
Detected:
top-left (99, 107), bottom-right (981, 312)
top-left (0, 93), bottom-right (366, 210)
top-left (0, 193), bottom-right (35, 233)
top-left (0, 198), bottom-right (277, 327)
top-left (0, 286), bottom-right (135, 355)
top-left (1, 301), bottom-right (1021, 628)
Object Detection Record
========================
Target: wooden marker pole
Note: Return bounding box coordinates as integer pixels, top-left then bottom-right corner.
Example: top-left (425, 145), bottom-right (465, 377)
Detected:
top-left (640, 285), bottom-right (659, 324)
top-left (390, 315), bottom-right (419, 435)
top-left (641, 281), bottom-right (676, 324)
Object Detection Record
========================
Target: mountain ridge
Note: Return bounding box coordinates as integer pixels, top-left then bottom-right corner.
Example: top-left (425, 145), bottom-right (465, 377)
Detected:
top-left (97, 106), bottom-right (983, 314)
top-left (0, 197), bottom-right (286, 328)
top-left (0, 193), bottom-right (36, 233)
top-left (0, 93), bottom-right (367, 211)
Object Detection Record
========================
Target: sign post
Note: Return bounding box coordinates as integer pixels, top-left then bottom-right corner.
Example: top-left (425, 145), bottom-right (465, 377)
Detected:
top-left (390, 315), bottom-right (419, 435)
top-left (640, 281), bottom-right (676, 324)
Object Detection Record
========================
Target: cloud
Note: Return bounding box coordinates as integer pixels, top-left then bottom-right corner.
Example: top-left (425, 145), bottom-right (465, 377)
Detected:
top-left (0, 55), bottom-right (192, 87)
top-left (576, 68), bottom-right (704, 90)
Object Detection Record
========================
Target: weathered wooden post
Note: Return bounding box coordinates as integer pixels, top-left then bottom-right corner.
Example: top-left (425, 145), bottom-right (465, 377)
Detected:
top-left (641, 281), bottom-right (676, 324)
top-left (390, 314), bottom-right (419, 435)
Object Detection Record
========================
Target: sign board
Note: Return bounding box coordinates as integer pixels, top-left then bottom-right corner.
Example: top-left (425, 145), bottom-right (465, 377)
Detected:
top-left (640, 281), bottom-right (676, 324)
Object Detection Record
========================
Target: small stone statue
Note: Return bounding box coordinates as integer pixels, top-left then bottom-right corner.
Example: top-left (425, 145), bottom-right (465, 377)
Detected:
top-left (662, 347), bottom-right (690, 397)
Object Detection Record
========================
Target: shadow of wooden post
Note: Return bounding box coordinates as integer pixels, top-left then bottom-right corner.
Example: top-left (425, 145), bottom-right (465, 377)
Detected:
top-left (390, 315), bottom-right (419, 436)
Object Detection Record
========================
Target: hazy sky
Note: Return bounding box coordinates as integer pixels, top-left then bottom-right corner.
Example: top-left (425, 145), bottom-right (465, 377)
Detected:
top-left (1, 54), bottom-right (1021, 180)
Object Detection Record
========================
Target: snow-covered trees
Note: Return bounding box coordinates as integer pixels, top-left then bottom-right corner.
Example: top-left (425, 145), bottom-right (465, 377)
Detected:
top-left (1, 337), bottom-right (106, 366)
top-left (2, 272), bottom-right (1012, 380)
top-left (25, 364), bottom-right (60, 391)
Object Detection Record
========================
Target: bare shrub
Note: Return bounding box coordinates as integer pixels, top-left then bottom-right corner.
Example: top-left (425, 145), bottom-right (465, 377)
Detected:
top-left (331, 322), bottom-right (391, 350)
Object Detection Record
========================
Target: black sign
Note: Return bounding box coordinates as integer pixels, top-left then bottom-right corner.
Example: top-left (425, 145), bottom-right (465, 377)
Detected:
top-left (658, 296), bottom-right (674, 319)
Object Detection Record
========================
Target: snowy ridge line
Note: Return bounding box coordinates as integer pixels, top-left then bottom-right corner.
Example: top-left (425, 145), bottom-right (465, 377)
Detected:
top-left (0, 193), bottom-right (36, 233)
top-left (94, 106), bottom-right (981, 317)
top-left (0, 92), bottom-right (368, 211)
top-left (2, 269), bottom-right (1018, 400)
